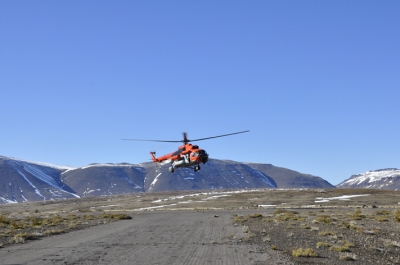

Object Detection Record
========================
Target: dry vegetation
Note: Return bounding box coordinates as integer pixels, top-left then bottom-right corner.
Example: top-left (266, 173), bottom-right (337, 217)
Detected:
top-left (0, 209), bottom-right (131, 248)
top-left (233, 208), bottom-right (400, 264)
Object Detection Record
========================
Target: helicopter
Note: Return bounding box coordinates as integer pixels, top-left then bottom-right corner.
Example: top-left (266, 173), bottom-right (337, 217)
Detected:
top-left (122, 130), bottom-right (249, 173)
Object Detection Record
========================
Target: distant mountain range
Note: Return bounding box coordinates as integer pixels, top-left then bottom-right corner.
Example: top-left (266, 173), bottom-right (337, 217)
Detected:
top-left (0, 155), bottom-right (334, 204)
top-left (337, 168), bottom-right (400, 190)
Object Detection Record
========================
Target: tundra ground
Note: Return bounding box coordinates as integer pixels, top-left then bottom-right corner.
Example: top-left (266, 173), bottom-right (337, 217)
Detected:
top-left (1, 188), bottom-right (400, 264)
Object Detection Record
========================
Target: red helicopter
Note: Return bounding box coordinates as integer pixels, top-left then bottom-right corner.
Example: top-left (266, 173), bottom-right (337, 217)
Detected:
top-left (122, 130), bottom-right (249, 173)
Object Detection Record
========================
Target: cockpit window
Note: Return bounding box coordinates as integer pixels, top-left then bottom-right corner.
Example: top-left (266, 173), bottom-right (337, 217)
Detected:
top-left (198, 150), bottom-right (208, 155)
top-left (172, 148), bottom-right (185, 156)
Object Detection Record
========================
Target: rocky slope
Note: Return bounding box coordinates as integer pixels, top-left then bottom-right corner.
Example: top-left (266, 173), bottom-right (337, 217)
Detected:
top-left (0, 155), bottom-right (334, 204)
top-left (0, 156), bottom-right (79, 204)
top-left (337, 168), bottom-right (400, 190)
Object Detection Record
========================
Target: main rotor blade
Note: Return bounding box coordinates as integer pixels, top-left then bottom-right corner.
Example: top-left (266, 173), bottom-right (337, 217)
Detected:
top-left (121, 138), bottom-right (182, 143)
top-left (122, 130), bottom-right (249, 143)
top-left (188, 130), bottom-right (250, 142)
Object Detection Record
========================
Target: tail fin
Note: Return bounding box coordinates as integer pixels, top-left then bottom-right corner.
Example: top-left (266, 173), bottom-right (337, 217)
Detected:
top-left (150, 152), bottom-right (159, 162)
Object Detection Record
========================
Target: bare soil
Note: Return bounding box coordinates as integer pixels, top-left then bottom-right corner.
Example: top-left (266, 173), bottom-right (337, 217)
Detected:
top-left (1, 188), bottom-right (400, 264)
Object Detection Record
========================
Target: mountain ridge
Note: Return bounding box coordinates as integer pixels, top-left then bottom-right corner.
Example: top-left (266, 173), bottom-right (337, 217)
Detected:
top-left (337, 168), bottom-right (400, 190)
top-left (0, 155), bottom-right (334, 204)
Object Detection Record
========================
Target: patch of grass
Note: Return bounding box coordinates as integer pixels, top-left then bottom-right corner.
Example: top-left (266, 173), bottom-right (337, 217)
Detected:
top-left (375, 216), bottom-right (389, 222)
top-left (233, 215), bottom-right (248, 224)
top-left (394, 210), bottom-right (400, 222)
top-left (84, 214), bottom-right (96, 220)
top-left (9, 235), bottom-right (25, 244)
top-left (274, 209), bottom-right (291, 215)
top-left (249, 213), bottom-right (263, 218)
top-left (43, 215), bottom-right (64, 226)
top-left (98, 213), bottom-right (132, 220)
top-left (292, 248), bottom-right (319, 257)
top-left (360, 228), bottom-right (380, 235)
top-left (339, 221), bottom-right (349, 228)
top-left (11, 221), bottom-right (25, 229)
top-left (339, 254), bottom-right (356, 261)
top-left (330, 245), bottom-right (351, 252)
top-left (67, 214), bottom-right (79, 220)
top-left (28, 216), bottom-right (44, 227)
top-left (0, 215), bottom-right (11, 225)
top-left (68, 221), bottom-right (81, 229)
top-left (316, 242), bottom-right (332, 248)
top-left (374, 209), bottom-right (392, 216)
top-left (318, 231), bottom-right (336, 237)
top-left (9, 232), bottom-right (36, 244)
top-left (313, 215), bottom-right (333, 224)
top-left (350, 209), bottom-right (366, 220)
top-left (384, 240), bottom-right (400, 248)
top-left (274, 211), bottom-right (303, 222)
top-left (343, 241), bottom-right (355, 248)
top-left (297, 216), bottom-right (306, 222)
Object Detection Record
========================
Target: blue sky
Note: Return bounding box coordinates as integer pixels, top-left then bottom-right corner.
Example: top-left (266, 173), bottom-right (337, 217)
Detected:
top-left (1, 1), bottom-right (399, 185)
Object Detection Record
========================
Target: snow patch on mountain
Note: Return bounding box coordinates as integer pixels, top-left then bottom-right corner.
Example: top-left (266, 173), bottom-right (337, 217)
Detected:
top-left (149, 173), bottom-right (162, 190)
top-left (80, 163), bottom-right (134, 170)
top-left (2, 156), bottom-right (80, 200)
top-left (338, 168), bottom-right (400, 187)
top-left (0, 197), bottom-right (17, 204)
top-left (15, 167), bottom-right (46, 200)
top-left (0, 155), bottom-right (74, 171)
top-left (247, 166), bottom-right (276, 188)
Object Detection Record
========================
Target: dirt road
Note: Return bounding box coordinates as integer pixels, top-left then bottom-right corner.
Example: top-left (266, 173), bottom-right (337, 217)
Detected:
top-left (0, 210), bottom-right (290, 265)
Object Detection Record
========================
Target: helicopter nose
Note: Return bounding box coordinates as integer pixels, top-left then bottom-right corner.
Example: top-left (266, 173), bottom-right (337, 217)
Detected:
top-left (201, 154), bottom-right (208, 164)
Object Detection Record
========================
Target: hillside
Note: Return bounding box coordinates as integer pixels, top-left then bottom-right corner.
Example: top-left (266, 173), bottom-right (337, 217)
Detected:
top-left (337, 168), bottom-right (400, 190)
top-left (0, 156), bottom-right (79, 204)
top-left (0, 155), bottom-right (334, 204)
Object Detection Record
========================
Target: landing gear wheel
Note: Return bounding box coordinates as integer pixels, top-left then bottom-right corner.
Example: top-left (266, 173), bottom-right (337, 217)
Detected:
top-left (169, 166), bottom-right (174, 173)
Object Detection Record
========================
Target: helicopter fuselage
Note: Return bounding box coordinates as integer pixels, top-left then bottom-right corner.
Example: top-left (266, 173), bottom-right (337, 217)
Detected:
top-left (150, 143), bottom-right (209, 172)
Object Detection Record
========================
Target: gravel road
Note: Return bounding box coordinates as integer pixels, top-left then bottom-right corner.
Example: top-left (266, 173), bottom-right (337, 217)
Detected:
top-left (0, 210), bottom-right (290, 265)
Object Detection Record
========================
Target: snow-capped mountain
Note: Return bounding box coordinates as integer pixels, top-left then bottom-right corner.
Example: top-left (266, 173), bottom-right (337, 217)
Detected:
top-left (0, 155), bottom-right (334, 204)
top-left (61, 163), bottom-right (146, 197)
top-left (337, 168), bottom-right (400, 190)
top-left (0, 156), bottom-right (79, 204)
